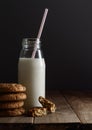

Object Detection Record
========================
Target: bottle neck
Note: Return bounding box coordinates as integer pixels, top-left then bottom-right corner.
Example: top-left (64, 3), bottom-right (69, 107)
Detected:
top-left (20, 38), bottom-right (43, 58)
top-left (22, 38), bottom-right (41, 49)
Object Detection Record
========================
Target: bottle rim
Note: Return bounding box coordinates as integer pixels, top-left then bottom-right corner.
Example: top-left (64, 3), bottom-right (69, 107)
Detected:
top-left (22, 38), bottom-right (40, 43)
top-left (22, 38), bottom-right (41, 48)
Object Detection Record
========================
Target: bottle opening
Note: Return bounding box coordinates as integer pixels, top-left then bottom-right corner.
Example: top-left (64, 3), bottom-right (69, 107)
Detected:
top-left (22, 38), bottom-right (41, 49)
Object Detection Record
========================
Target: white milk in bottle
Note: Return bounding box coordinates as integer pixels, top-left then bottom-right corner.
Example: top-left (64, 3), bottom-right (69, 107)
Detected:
top-left (18, 38), bottom-right (45, 110)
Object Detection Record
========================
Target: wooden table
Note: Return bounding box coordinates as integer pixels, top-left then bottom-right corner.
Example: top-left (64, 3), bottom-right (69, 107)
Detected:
top-left (0, 90), bottom-right (92, 130)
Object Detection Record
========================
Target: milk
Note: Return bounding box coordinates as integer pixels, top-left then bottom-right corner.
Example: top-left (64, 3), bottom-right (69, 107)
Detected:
top-left (18, 58), bottom-right (45, 109)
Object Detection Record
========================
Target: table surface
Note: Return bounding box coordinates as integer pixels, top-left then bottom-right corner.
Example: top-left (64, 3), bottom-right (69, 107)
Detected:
top-left (0, 89), bottom-right (92, 125)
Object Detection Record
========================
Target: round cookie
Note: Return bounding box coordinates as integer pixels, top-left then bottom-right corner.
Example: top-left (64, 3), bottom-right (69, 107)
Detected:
top-left (0, 101), bottom-right (24, 109)
top-left (0, 93), bottom-right (27, 101)
top-left (0, 83), bottom-right (26, 93)
top-left (0, 108), bottom-right (25, 116)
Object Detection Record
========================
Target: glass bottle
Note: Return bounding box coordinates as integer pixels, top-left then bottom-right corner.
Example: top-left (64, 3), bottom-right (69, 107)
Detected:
top-left (18, 38), bottom-right (46, 110)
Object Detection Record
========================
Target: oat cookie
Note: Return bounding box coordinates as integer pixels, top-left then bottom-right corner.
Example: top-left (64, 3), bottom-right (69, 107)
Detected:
top-left (28, 107), bottom-right (47, 117)
top-left (0, 83), bottom-right (26, 93)
top-left (0, 101), bottom-right (24, 109)
top-left (0, 108), bottom-right (25, 116)
top-left (39, 96), bottom-right (56, 113)
top-left (0, 93), bottom-right (27, 101)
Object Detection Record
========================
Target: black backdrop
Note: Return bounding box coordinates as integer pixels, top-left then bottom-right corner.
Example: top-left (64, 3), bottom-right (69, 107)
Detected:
top-left (0, 0), bottom-right (92, 89)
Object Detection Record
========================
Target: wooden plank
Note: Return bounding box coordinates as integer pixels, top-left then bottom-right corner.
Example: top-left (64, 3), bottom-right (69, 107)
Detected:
top-left (0, 124), bottom-right (34, 130)
top-left (33, 124), bottom-right (80, 130)
top-left (34, 91), bottom-right (80, 124)
top-left (62, 90), bottom-right (92, 124)
top-left (0, 116), bottom-right (33, 123)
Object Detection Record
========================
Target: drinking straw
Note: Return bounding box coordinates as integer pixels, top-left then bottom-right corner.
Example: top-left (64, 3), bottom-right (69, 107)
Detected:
top-left (31, 8), bottom-right (48, 58)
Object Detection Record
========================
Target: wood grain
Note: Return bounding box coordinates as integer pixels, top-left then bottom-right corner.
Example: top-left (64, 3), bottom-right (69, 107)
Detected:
top-left (0, 116), bottom-right (34, 123)
top-left (62, 90), bottom-right (92, 124)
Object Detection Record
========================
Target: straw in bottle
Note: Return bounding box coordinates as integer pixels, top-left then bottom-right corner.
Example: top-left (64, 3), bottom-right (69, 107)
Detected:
top-left (31, 8), bottom-right (48, 58)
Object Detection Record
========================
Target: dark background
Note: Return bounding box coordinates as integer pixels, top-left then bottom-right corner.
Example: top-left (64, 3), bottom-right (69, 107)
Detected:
top-left (0, 0), bottom-right (92, 89)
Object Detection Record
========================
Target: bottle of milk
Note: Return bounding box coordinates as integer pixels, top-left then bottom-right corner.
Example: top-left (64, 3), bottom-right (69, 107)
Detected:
top-left (18, 38), bottom-right (45, 110)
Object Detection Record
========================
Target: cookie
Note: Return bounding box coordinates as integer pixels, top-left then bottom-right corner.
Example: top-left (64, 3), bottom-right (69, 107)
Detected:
top-left (0, 93), bottom-right (27, 101)
top-left (0, 108), bottom-right (25, 116)
top-left (0, 83), bottom-right (26, 93)
top-left (28, 107), bottom-right (47, 117)
top-left (0, 101), bottom-right (24, 109)
top-left (39, 96), bottom-right (56, 113)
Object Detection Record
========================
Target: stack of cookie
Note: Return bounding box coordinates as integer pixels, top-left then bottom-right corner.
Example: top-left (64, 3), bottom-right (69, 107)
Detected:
top-left (0, 83), bottom-right (27, 116)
